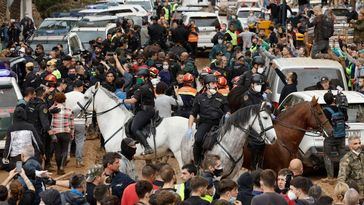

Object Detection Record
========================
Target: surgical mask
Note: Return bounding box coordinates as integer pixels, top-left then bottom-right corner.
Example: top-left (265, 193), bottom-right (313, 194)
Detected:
top-left (218, 39), bottom-right (223, 44)
top-left (287, 190), bottom-right (297, 200)
top-left (162, 65), bottom-right (169, 70)
top-left (257, 67), bottom-right (265, 74)
top-left (287, 25), bottom-right (292, 30)
top-left (19, 53), bottom-right (24, 57)
top-left (213, 168), bottom-right (223, 177)
top-left (253, 84), bottom-right (262, 92)
top-left (68, 74), bottom-right (77, 80)
top-left (209, 88), bottom-right (217, 95)
top-left (229, 197), bottom-right (237, 204)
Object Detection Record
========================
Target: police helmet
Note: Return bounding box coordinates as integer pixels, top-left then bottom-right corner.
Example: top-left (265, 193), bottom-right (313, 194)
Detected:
top-left (136, 69), bottom-right (150, 77)
top-left (204, 74), bottom-right (218, 84)
top-left (251, 74), bottom-right (264, 85)
top-left (253, 56), bottom-right (265, 65)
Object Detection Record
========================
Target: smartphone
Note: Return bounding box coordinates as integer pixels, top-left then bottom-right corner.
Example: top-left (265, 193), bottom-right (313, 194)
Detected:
top-left (16, 161), bottom-right (22, 173)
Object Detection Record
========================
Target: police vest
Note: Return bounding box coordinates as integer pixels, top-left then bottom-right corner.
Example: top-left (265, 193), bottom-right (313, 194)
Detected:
top-left (188, 29), bottom-right (198, 43)
top-left (163, 7), bottom-right (170, 20)
top-left (226, 30), bottom-right (237, 46)
top-left (178, 86), bottom-right (197, 96)
top-left (171, 3), bottom-right (178, 12)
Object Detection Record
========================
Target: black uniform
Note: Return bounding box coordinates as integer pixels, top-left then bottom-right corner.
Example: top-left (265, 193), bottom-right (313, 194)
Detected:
top-left (241, 88), bottom-right (265, 170)
top-left (191, 92), bottom-right (229, 165)
top-left (45, 88), bottom-right (62, 108)
top-left (131, 83), bottom-right (155, 150)
top-left (22, 72), bottom-right (40, 91)
top-left (26, 97), bottom-right (51, 166)
top-left (148, 23), bottom-right (167, 49)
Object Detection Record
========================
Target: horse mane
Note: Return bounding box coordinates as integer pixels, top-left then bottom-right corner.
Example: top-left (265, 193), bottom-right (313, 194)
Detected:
top-left (98, 86), bottom-right (133, 114)
top-left (220, 104), bottom-right (261, 136)
top-left (277, 101), bottom-right (308, 120)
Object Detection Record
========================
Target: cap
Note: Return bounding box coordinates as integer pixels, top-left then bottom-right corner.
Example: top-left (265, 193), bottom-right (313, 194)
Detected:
top-left (62, 55), bottom-right (72, 61)
top-left (25, 62), bottom-right (34, 67)
top-left (39, 189), bottom-right (61, 205)
top-left (320, 76), bottom-right (329, 82)
top-left (73, 80), bottom-right (83, 88)
top-left (122, 137), bottom-right (136, 147)
top-left (86, 164), bottom-right (104, 182)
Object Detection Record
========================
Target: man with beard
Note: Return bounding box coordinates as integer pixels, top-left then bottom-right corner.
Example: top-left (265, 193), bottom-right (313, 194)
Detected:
top-left (118, 138), bottom-right (137, 181)
top-left (337, 136), bottom-right (364, 196)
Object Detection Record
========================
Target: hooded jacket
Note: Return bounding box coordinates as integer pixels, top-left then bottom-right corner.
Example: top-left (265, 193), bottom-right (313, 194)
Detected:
top-left (61, 189), bottom-right (89, 205)
top-left (3, 107), bottom-right (44, 159)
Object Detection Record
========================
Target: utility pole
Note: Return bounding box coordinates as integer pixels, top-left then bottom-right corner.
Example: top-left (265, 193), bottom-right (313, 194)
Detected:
top-left (20, 0), bottom-right (32, 19)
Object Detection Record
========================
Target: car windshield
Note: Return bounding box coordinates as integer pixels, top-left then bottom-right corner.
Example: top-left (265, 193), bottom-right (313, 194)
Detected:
top-left (38, 19), bottom-right (78, 30)
top-left (190, 17), bottom-right (219, 27)
top-left (346, 104), bottom-right (364, 123)
top-left (29, 41), bottom-right (69, 54)
top-left (125, 1), bottom-right (152, 11)
top-left (0, 85), bottom-right (17, 107)
top-left (277, 68), bottom-right (345, 94)
top-left (75, 31), bottom-right (105, 43)
top-left (238, 10), bottom-right (260, 18)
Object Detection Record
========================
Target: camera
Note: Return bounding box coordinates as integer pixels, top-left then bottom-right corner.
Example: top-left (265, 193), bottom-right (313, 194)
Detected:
top-left (335, 90), bottom-right (348, 109)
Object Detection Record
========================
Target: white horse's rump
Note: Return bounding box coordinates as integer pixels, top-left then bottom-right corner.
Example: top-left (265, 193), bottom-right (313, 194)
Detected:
top-left (79, 84), bottom-right (193, 168)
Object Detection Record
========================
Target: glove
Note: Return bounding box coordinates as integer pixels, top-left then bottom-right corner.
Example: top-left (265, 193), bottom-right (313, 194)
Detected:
top-left (186, 128), bottom-right (193, 139)
top-left (224, 113), bottom-right (230, 120)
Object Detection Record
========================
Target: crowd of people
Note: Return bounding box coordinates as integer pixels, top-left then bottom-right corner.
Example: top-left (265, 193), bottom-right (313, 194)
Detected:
top-left (0, 0), bottom-right (364, 204)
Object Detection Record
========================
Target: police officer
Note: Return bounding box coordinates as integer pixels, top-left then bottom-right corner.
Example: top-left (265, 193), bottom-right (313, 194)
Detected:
top-left (242, 74), bottom-right (265, 170)
top-left (187, 74), bottom-right (229, 166)
top-left (176, 73), bottom-right (197, 118)
top-left (22, 62), bottom-right (40, 91)
top-left (26, 86), bottom-right (51, 168)
top-left (123, 69), bottom-right (155, 154)
top-left (44, 74), bottom-right (59, 108)
top-left (148, 16), bottom-right (167, 49)
top-left (238, 56), bottom-right (266, 90)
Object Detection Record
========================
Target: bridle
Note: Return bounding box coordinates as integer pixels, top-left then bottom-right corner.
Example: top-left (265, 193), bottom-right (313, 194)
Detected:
top-left (217, 105), bottom-right (275, 178)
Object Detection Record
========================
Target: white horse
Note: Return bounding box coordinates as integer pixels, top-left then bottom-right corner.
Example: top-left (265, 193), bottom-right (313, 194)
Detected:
top-left (78, 83), bottom-right (193, 168)
top-left (181, 102), bottom-right (277, 178)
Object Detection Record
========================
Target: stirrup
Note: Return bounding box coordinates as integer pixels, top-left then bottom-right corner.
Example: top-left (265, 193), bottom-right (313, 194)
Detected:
top-left (143, 147), bottom-right (154, 155)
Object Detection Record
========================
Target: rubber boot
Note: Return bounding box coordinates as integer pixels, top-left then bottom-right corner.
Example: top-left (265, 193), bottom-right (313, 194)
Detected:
top-left (135, 130), bottom-right (153, 155)
top-left (193, 145), bottom-right (202, 167)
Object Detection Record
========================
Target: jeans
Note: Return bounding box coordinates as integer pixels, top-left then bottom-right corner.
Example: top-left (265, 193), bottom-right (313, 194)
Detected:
top-left (323, 137), bottom-right (346, 177)
top-left (55, 133), bottom-right (70, 170)
top-left (68, 124), bottom-right (86, 162)
top-left (311, 40), bottom-right (329, 58)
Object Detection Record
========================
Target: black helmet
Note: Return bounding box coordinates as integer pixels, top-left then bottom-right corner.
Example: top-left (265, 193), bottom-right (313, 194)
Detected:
top-left (151, 16), bottom-right (158, 21)
top-left (136, 69), bottom-right (150, 77)
top-left (253, 56), bottom-right (265, 65)
top-left (204, 74), bottom-right (218, 84)
top-left (251, 74), bottom-right (264, 84)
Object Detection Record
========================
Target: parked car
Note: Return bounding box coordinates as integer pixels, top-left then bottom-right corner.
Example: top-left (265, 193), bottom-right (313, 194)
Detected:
top-left (266, 58), bottom-right (348, 108)
top-left (277, 90), bottom-right (364, 169)
top-left (34, 17), bottom-right (81, 36)
top-left (182, 12), bottom-right (221, 49)
top-left (78, 4), bottom-right (147, 16)
top-left (124, 0), bottom-right (154, 15)
top-left (236, 7), bottom-right (262, 27)
top-left (29, 32), bottom-right (85, 57)
top-left (0, 76), bottom-right (23, 152)
top-left (171, 6), bottom-right (203, 22)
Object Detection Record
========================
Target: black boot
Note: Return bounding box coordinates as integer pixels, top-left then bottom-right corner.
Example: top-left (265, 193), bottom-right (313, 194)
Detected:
top-left (193, 144), bottom-right (202, 167)
top-left (135, 130), bottom-right (153, 155)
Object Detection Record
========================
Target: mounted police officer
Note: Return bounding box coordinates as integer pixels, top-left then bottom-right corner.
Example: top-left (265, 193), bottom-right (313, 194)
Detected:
top-left (242, 74), bottom-right (266, 170)
top-left (187, 74), bottom-right (230, 166)
top-left (123, 69), bottom-right (155, 154)
top-left (239, 56), bottom-right (266, 90)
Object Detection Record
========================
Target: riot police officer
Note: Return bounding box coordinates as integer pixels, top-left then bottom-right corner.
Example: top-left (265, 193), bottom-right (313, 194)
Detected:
top-left (242, 74), bottom-right (266, 170)
top-left (187, 74), bottom-right (230, 166)
top-left (238, 56), bottom-right (266, 90)
top-left (26, 86), bottom-right (51, 168)
top-left (123, 69), bottom-right (155, 154)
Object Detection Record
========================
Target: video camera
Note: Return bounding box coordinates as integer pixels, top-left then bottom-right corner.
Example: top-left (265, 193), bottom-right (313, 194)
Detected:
top-left (334, 87), bottom-right (348, 109)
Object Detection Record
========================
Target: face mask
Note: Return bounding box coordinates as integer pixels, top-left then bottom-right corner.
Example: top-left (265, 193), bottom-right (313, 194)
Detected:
top-left (253, 84), bottom-right (262, 92)
top-left (287, 190), bottom-right (297, 200)
top-left (68, 74), bottom-right (77, 80)
top-left (257, 67), bottom-right (265, 74)
top-left (218, 39), bottom-right (223, 44)
top-left (209, 88), bottom-right (217, 95)
top-left (213, 168), bottom-right (223, 177)
top-left (162, 65), bottom-right (169, 70)
top-left (287, 25), bottom-right (292, 30)
top-left (19, 53), bottom-right (24, 57)
top-left (229, 197), bottom-right (237, 204)
top-left (136, 78), bottom-right (144, 85)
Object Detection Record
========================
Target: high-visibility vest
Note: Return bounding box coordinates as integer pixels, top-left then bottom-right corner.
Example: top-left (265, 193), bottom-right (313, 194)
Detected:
top-left (178, 86), bottom-right (197, 96)
top-left (171, 2), bottom-right (178, 12)
top-left (163, 6), bottom-right (170, 20)
top-left (52, 69), bottom-right (61, 79)
top-left (175, 183), bottom-right (185, 200)
top-left (218, 88), bottom-right (230, 96)
top-left (188, 28), bottom-right (198, 43)
top-left (296, 32), bottom-right (304, 41)
top-left (201, 194), bottom-right (213, 203)
top-left (226, 30), bottom-right (237, 46)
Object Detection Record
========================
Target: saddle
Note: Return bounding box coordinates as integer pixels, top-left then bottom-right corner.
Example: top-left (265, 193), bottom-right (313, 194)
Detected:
top-left (124, 111), bottom-right (163, 142)
top-left (201, 118), bottom-right (225, 153)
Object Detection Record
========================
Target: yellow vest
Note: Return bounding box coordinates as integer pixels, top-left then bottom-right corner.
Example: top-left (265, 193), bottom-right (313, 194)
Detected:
top-left (171, 3), bottom-right (178, 12)
top-left (201, 195), bottom-right (213, 203)
top-left (226, 30), bottom-right (237, 46)
top-left (163, 7), bottom-right (170, 20)
top-left (52, 70), bottom-right (61, 79)
top-left (175, 183), bottom-right (185, 200)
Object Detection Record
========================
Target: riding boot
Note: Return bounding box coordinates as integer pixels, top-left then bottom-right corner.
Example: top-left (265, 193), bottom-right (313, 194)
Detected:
top-left (135, 130), bottom-right (153, 155)
top-left (193, 144), bottom-right (202, 167)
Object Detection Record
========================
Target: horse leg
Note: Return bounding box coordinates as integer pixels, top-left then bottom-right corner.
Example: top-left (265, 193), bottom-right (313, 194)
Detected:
top-left (173, 150), bottom-right (184, 170)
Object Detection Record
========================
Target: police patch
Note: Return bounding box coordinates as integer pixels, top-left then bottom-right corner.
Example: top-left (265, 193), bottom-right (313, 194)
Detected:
top-left (43, 108), bottom-right (48, 114)
top-left (48, 95), bottom-right (52, 100)
top-left (243, 95), bottom-right (249, 101)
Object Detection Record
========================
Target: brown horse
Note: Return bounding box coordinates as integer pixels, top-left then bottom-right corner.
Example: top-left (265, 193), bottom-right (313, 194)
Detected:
top-left (243, 96), bottom-right (333, 172)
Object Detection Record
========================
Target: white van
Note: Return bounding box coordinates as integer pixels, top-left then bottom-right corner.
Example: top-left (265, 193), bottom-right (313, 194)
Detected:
top-left (182, 12), bottom-right (221, 49)
top-left (277, 90), bottom-right (364, 169)
top-left (78, 4), bottom-right (147, 16)
top-left (267, 58), bottom-right (348, 108)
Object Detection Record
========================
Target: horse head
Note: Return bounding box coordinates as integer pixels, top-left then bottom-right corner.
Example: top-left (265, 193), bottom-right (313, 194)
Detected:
top-left (249, 102), bottom-right (277, 145)
top-left (77, 82), bottom-right (101, 114)
top-left (308, 96), bottom-right (333, 137)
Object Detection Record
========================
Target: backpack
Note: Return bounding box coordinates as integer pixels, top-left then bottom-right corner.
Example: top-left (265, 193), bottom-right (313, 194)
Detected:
top-left (321, 15), bottom-right (334, 39)
top-left (324, 107), bottom-right (346, 138)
